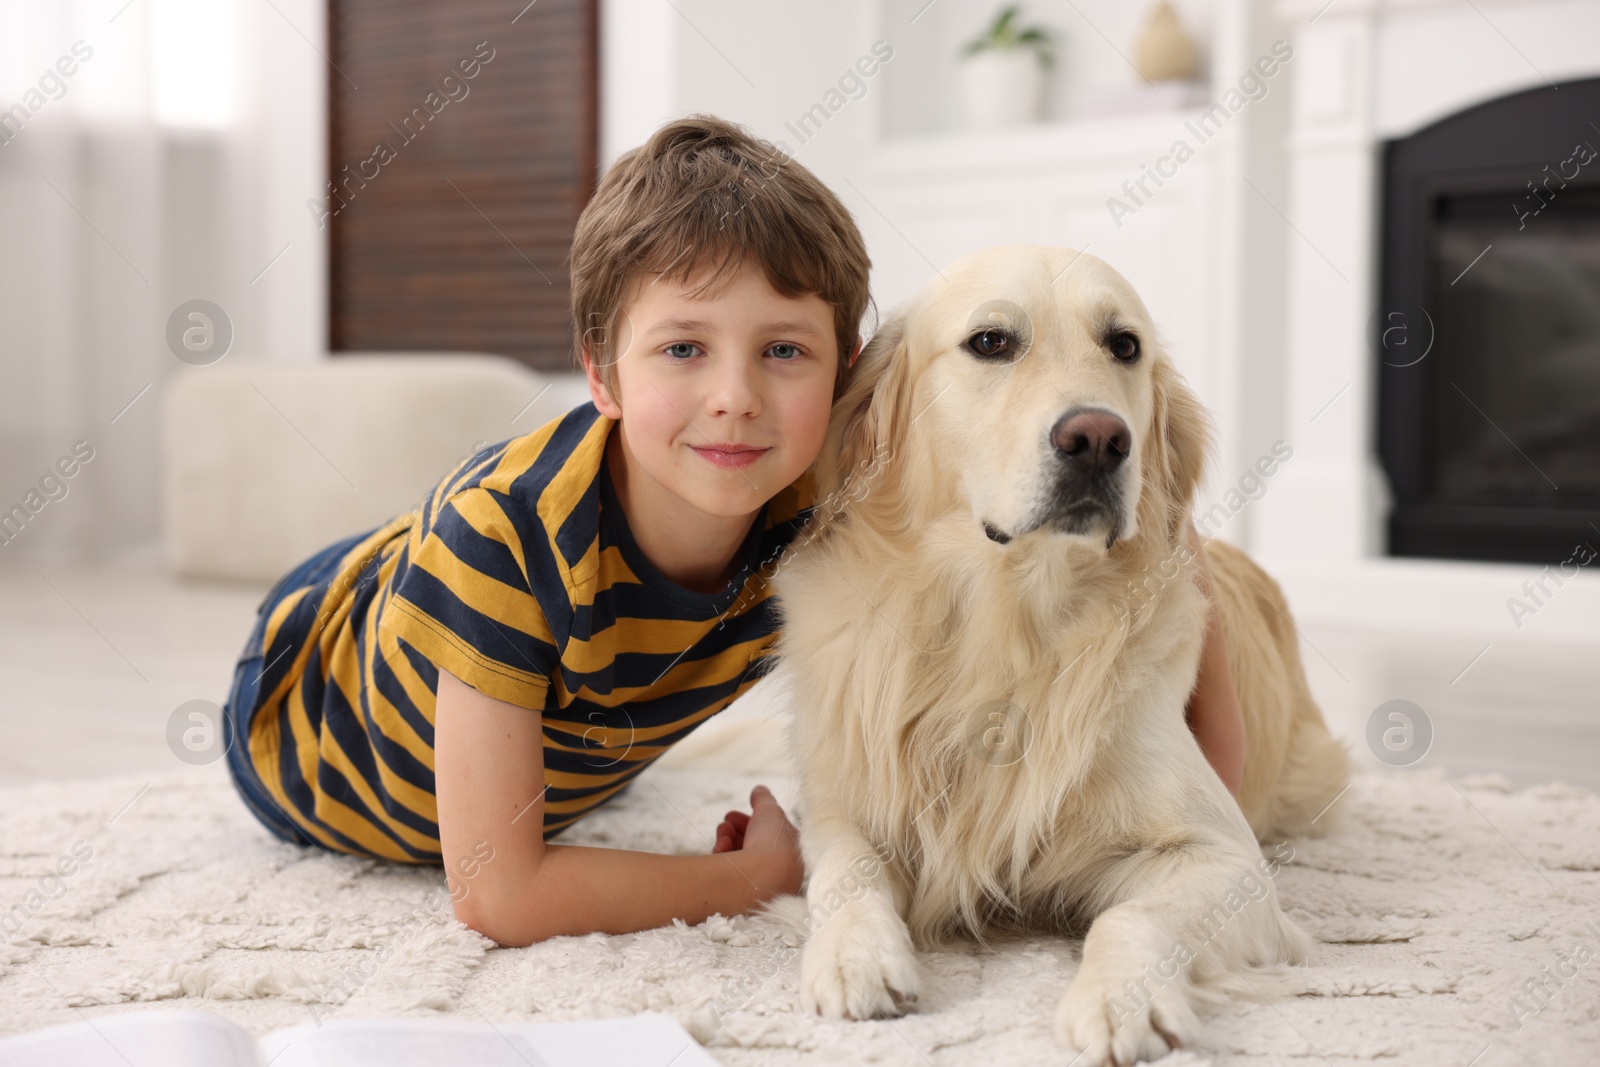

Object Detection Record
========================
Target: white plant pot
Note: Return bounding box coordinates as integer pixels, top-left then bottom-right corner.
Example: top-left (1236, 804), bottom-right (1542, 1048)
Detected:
top-left (960, 49), bottom-right (1045, 129)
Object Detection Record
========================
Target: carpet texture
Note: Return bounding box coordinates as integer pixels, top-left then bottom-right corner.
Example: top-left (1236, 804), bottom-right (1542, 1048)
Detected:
top-left (2, 717), bottom-right (1598, 1066)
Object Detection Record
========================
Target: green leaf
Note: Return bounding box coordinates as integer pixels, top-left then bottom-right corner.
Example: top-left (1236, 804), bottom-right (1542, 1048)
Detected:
top-left (966, 3), bottom-right (1058, 56)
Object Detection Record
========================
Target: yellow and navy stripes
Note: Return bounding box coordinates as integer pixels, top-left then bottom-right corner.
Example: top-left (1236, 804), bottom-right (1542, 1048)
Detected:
top-left (235, 400), bottom-right (816, 863)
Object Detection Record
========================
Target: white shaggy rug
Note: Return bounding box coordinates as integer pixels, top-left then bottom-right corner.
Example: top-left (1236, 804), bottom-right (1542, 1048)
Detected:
top-left (3, 713), bottom-right (1599, 1066)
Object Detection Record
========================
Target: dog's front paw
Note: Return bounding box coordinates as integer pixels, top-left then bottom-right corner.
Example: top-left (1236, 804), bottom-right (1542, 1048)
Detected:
top-left (800, 900), bottom-right (921, 1020)
top-left (1054, 957), bottom-right (1201, 1066)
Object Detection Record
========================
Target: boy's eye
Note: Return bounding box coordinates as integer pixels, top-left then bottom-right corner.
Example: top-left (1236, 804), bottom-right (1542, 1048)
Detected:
top-left (662, 342), bottom-right (805, 360)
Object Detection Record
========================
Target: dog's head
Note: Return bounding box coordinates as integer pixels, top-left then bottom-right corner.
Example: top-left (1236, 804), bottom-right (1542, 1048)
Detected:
top-left (815, 244), bottom-right (1214, 553)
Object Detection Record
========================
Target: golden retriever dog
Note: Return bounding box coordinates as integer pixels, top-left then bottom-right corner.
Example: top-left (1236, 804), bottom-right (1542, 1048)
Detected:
top-left (768, 244), bottom-right (1351, 1064)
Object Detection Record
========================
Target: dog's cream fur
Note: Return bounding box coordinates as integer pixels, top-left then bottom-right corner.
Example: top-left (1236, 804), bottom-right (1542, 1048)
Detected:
top-left (768, 245), bottom-right (1351, 1065)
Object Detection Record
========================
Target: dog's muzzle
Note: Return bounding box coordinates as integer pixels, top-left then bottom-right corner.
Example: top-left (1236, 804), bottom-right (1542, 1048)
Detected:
top-left (1044, 407), bottom-right (1130, 547)
top-left (984, 407), bottom-right (1132, 550)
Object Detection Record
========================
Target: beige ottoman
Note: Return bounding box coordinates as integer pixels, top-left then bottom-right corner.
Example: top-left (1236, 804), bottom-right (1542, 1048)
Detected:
top-left (160, 353), bottom-right (582, 583)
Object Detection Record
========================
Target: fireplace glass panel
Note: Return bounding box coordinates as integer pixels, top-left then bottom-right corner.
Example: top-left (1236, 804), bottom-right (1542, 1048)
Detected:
top-left (1431, 193), bottom-right (1600, 504)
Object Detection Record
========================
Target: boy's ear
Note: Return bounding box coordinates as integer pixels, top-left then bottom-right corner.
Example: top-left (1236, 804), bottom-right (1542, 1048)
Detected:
top-left (582, 342), bottom-right (622, 417)
top-left (815, 313), bottom-right (910, 508)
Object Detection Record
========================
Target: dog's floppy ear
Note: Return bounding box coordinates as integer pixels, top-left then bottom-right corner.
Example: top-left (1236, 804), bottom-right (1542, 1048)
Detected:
top-left (1144, 354), bottom-right (1215, 537)
top-left (813, 311), bottom-right (912, 509)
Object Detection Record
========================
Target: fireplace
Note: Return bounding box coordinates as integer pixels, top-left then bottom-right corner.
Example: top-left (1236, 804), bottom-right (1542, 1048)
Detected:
top-left (1377, 78), bottom-right (1600, 564)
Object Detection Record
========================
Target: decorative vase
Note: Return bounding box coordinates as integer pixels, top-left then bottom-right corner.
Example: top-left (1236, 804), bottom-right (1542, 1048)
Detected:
top-left (960, 48), bottom-right (1045, 129)
top-left (1135, 1), bottom-right (1199, 83)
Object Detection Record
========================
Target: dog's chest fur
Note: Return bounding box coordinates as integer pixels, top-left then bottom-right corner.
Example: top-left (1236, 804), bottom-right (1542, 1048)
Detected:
top-left (773, 515), bottom-right (1211, 944)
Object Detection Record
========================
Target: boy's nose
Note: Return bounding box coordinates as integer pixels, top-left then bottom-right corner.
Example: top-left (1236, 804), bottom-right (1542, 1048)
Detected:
top-left (705, 364), bottom-right (762, 416)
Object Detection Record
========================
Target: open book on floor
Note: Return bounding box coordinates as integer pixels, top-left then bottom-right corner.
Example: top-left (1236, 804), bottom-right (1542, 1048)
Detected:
top-left (0, 1008), bottom-right (723, 1067)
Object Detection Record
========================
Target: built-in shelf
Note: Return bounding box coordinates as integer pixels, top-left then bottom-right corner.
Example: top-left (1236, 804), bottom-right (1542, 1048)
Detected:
top-left (871, 106), bottom-right (1225, 179)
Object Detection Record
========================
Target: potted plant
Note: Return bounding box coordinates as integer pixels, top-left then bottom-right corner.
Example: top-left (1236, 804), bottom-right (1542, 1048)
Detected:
top-left (959, 4), bottom-right (1055, 129)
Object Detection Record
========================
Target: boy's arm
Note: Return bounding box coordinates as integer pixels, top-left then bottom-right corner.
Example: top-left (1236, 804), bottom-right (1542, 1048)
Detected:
top-left (1183, 522), bottom-right (1246, 797)
top-left (434, 667), bottom-right (802, 947)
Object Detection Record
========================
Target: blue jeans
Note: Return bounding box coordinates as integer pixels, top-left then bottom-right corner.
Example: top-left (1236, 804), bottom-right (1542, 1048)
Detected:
top-left (222, 527), bottom-right (381, 849)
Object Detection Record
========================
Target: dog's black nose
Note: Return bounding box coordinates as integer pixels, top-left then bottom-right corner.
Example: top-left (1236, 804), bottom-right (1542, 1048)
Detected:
top-left (1051, 409), bottom-right (1131, 474)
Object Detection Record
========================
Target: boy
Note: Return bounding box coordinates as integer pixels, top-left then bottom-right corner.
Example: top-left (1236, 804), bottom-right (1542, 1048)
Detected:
top-left (221, 114), bottom-right (1244, 948)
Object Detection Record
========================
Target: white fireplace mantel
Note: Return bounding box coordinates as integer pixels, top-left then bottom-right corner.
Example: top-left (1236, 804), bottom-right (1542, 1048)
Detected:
top-left (1247, 0), bottom-right (1600, 641)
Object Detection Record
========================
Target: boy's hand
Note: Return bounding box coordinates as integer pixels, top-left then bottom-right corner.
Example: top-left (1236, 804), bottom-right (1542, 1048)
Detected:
top-left (713, 810), bottom-right (748, 854)
top-left (712, 784), bottom-right (804, 897)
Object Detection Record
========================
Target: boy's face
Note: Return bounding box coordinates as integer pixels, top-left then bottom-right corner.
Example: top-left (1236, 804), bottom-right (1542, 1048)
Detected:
top-left (584, 258), bottom-right (843, 520)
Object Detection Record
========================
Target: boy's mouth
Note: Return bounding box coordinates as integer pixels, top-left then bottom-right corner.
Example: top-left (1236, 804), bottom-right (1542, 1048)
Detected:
top-left (692, 443), bottom-right (770, 469)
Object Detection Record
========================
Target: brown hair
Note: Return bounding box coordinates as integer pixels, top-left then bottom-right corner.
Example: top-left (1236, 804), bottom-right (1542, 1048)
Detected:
top-left (569, 113), bottom-right (873, 405)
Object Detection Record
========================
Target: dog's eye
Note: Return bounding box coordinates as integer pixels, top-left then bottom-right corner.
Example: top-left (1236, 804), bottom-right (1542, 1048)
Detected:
top-left (1109, 332), bottom-right (1141, 363)
top-left (964, 328), bottom-right (1013, 360)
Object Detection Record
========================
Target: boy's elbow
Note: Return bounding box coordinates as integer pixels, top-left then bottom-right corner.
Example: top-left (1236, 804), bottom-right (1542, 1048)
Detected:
top-left (443, 835), bottom-right (549, 945)
top-left (451, 885), bottom-right (551, 947)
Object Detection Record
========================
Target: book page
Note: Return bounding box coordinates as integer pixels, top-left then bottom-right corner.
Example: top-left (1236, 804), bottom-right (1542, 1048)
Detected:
top-left (0, 1009), bottom-right (258, 1067)
top-left (257, 1023), bottom-right (547, 1067)
top-left (513, 1013), bottom-right (721, 1067)
top-left (259, 1014), bottom-right (721, 1067)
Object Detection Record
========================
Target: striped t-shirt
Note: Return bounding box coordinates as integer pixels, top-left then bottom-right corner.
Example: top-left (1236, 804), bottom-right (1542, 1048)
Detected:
top-left (240, 400), bottom-right (818, 863)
